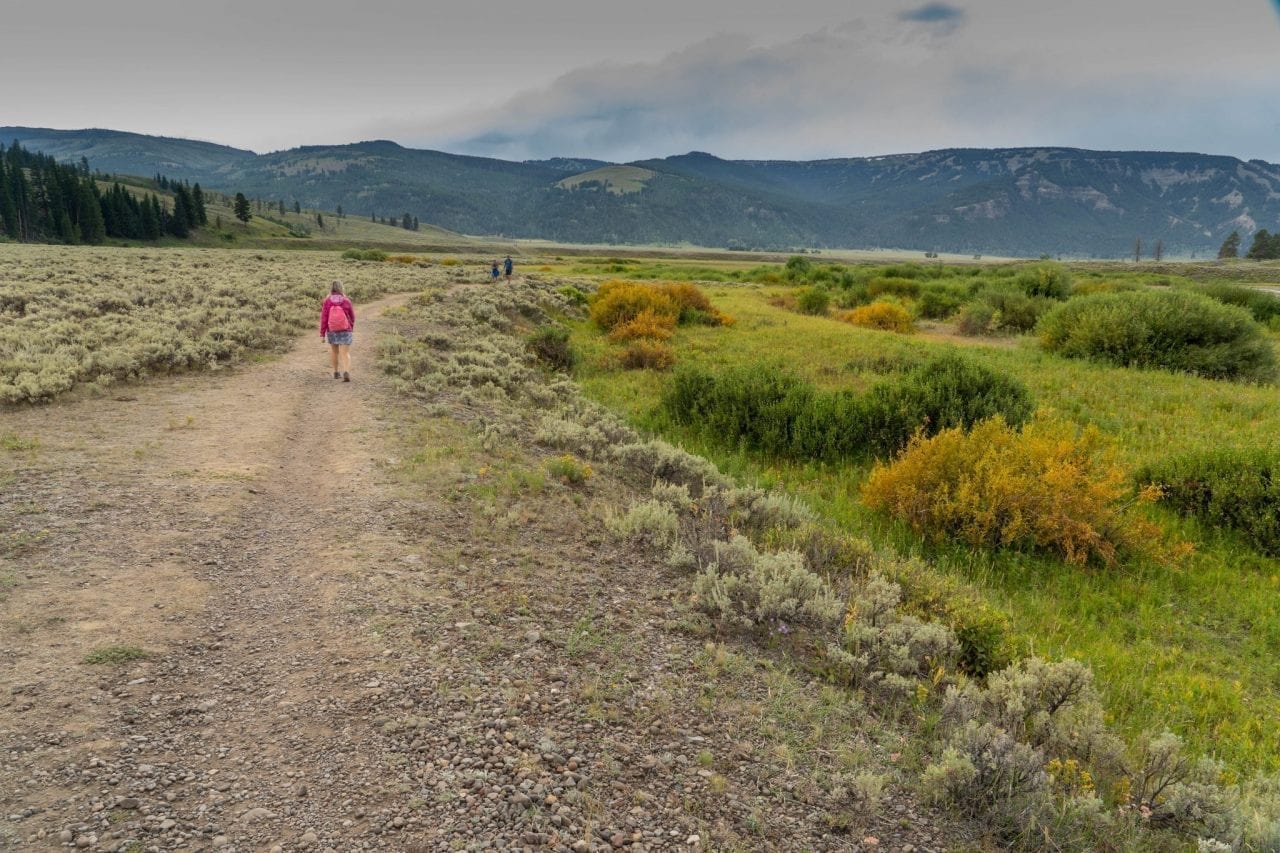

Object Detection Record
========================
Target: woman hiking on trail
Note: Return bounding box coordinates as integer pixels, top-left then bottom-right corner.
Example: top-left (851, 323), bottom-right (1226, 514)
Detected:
top-left (320, 281), bottom-right (355, 382)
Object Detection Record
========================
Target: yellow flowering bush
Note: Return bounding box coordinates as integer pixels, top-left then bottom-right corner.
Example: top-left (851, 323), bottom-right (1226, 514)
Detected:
top-left (862, 417), bottom-right (1163, 565)
top-left (839, 301), bottom-right (915, 333)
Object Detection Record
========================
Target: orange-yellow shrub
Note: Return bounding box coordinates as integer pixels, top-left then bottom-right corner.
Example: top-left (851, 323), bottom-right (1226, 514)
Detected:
top-left (388, 254), bottom-right (420, 265)
top-left (590, 280), bottom-right (732, 330)
top-left (589, 281), bottom-right (680, 330)
top-left (839, 301), bottom-right (915, 333)
top-left (619, 340), bottom-right (676, 370)
top-left (607, 308), bottom-right (676, 342)
top-left (862, 417), bottom-right (1162, 566)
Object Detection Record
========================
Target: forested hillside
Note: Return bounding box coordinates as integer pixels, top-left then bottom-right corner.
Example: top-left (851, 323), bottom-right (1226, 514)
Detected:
top-left (0, 142), bottom-right (207, 244)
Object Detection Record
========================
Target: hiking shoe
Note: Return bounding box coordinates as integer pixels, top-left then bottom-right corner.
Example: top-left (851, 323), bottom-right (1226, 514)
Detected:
top-left (333, 371), bottom-right (341, 379)
top-left (343, 372), bottom-right (350, 382)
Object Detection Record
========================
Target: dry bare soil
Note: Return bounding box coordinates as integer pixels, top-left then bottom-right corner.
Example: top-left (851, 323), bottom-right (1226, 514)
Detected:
top-left (1, 295), bottom-right (959, 851)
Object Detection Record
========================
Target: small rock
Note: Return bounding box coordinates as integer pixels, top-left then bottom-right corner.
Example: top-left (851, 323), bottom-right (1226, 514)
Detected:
top-left (240, 806), bottom-right (276, 823)
top-left (212, 836), bottom-right (231, 848)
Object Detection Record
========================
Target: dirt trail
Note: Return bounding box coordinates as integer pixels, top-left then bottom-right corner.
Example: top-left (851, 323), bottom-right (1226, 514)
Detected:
top-left (2, 296), bottom-right (422, 849)
top-left (2, 292), bottom-right (957, 852)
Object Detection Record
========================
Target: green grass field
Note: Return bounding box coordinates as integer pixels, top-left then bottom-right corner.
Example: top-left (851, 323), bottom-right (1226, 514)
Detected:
top-left (569, 274), bottom-right (1280, 773)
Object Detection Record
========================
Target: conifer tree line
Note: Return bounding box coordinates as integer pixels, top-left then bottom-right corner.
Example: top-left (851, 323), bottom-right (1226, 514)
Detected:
top-left (1217, 229), bottom-right (1280, 260)
top-left (0, 141), bottom-right (207, 244)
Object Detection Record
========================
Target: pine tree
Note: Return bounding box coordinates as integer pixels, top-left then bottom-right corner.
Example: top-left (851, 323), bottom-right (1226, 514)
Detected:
top-left (192, 183), bottom-right (208, 226)
top-left (233, 192), bottom-right (252, 223)
top-left (1133, 238), bottom-right (1142, 263)
top-left (0, 157), bottom-right (18, 239)
top-left (1246, 229), bottom-right (1274, 260)
top-left (316, 212), bottom-right (324, 228)
top-left (78, 183), bottom-right (105, 244)
top-left (293, 200), bottom-right (301, 215)
top-left (169, 191), bottom-right (191, 237)
top-left (1218, 231), bottom-right (1240, 259)
top-left (1153, 239), bottom-right (1164, 262)
top-left (412, 216), bottom-right (419, 231)
top-left (336, 204), bottom-right (343, 219)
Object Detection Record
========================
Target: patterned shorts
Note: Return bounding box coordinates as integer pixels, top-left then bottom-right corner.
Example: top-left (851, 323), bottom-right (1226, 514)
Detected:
top-left (326, 331), bottom-right (354, 346)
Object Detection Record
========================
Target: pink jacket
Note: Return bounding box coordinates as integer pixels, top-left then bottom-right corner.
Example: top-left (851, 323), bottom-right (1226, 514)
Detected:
top-left (319, 295), bottom-right (355, 337)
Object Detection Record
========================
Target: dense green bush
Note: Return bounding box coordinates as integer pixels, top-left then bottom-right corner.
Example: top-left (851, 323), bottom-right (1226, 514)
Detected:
top-left (917, 284), bottom-right (967, 319)
top-left (866, 276), bottom-right (922, 299)
top-left (955, 301), bottom-right (998, 336)
top-left (341, 248), bottom-right (388, 261)
top-left (1037, 290), bottom-right (1277, 382)
top-left (526, 325), bottom-right (576, 371)
top-left (663, 354), bottom-right (1033, 462)
top-left (1014, 264), bottom-right (1072, 299)
top-left (860, 354), bottom-right (1035, 456)
top-left (795, 287), bottom-right (831, 316)
top-left (1137, 448), bottom-right (1280, 555)
top-left (1181, 281), bottom-right (1280, 324)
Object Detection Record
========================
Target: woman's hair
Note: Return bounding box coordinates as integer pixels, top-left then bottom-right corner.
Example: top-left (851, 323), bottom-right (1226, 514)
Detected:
top-left (330, 281), bottom-right (345, 295)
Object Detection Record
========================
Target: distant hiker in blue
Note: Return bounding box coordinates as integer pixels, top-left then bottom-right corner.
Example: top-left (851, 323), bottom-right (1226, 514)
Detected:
top-left (503, 255), bottom-right (514, 282)
top-left (490, 260), bottom-right (500, 282)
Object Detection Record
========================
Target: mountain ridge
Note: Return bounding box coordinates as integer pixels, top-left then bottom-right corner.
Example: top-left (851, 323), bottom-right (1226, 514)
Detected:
top-left (5, 126), bottom-right (1278, 257)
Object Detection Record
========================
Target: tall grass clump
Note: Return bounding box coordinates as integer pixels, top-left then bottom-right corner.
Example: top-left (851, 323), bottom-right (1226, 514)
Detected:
top-left (1037, 290), bottom-right (1277, 382)
top-left (663, 354), bottom-right (1033, 462)
top-left (1137, 447), bottom-right (1280, 556)
top-left (863, 417), bottom-right (1163, 566)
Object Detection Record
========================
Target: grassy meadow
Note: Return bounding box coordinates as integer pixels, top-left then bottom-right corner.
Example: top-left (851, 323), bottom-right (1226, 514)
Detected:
top-left (567, 262), bottom-right (1280, 773)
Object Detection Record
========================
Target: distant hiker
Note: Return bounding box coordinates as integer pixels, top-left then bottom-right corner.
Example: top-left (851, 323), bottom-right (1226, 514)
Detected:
top-left (320, 281), bottom-right (355, 382)
top-left (503, 255), bottom-right (514, 281)
top-left (491, 260), bottom-right (501, 282)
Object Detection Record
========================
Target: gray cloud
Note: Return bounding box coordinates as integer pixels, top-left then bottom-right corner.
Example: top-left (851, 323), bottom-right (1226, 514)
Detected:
top-left (2, 0), bottom-right (1278, 161)
top-left (392, 0), bottom-right (1280, 163)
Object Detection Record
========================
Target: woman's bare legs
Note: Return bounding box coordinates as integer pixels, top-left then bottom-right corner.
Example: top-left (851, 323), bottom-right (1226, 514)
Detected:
top-left (329, 343), bottom-right (340, 373)
top-left (338, 344), bottom-right (352, 374)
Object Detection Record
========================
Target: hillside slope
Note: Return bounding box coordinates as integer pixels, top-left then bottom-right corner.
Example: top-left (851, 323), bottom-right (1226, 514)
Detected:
top-left (8, 127), bottom-right (1280, 256)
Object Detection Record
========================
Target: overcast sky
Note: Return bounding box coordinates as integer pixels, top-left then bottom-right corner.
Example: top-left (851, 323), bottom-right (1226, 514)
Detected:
top-left (5, 0), bottom-right (1280, 162)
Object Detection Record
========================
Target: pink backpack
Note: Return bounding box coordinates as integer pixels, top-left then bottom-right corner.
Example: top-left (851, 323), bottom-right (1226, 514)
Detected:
top-left (327, 299), bottom-right (351, 332)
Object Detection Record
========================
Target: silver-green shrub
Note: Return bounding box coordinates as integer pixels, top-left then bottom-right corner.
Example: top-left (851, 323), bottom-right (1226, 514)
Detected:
top-left (826, 575), bottom-right (957, 699)
top-left (693, 535), bottom-right (842, 630)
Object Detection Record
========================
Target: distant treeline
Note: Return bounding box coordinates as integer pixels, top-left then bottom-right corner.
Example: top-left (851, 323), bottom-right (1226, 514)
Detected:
top-left (0, 141), bottom-right (206, 244)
